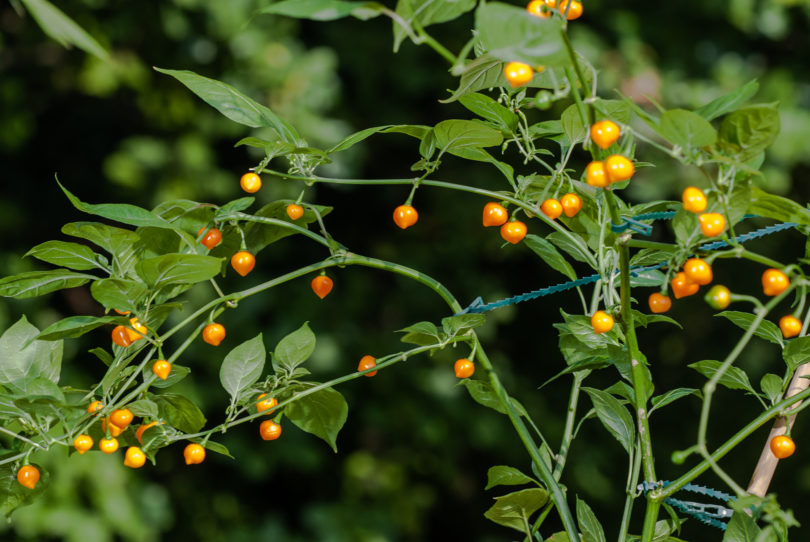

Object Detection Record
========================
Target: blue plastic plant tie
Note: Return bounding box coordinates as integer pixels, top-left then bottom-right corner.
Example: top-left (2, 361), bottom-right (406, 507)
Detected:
top-left (456, 218), bottom-right (797, 316)
top-left (637, 481), bottom-right (735, 531)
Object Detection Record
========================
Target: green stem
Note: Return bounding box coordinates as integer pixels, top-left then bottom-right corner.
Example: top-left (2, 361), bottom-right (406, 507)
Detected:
top-left (657, 385), bottom-right (810, 499)
top-left (259, 169), bottom-right (599, 270)
top-left (619, 240), bottom-right (657, 483)
top-left (640, 500), bottom-right (662, 542)
top-left (172, 343), bottom-right (441, 441)
top-left (474, 342), bottom-right (580, 540)
top-left (552, 372), bottom-right (584, 481)
top-left (694, 284), bottom-right (795, 494)
top-left (0, 425), bottom-right (46, 450)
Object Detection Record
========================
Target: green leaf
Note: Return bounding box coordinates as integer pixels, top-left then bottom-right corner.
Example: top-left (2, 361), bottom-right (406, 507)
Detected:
top-left (200, 440), bottom-right (233, 459)
top-left (25, 240), bottom-right (107, 271)
top-left (485, 465), bottom-right (534, 490)
top-left (695, 79), bottom-right (759, 121)
top-left (214, 197), bottom-right (255, 220)
top-left (153, 393), bottom-right (206, 433)
top-left (135, 254), bottom-right (222, 288)
top-left (748, 186), bottom-right (810, 226)
top-left (326, 125), bottom-right (394, 153)
top-left (716, 311), bottom-right (784, 347)
top-left (650, 388), bottom-right (698, 413)
top-left (393, 0), bottom-right (476, 51)
top-left (0, 269), bottom-right (94, 299)
top-left (658, 109), bottom-right (717, 150)
top-left (475, 2), bottom-right (566, 66)
top-left (525, 234), bottom-right (577, 280)
top-left (127, 399), bottom-right (160, 419)
top-left (688, 360), bottom-right (756, 394)
top-left (19, 0), bottom-right (108, 59)
top-left (458, 93), bottom-right (518, 131)
top-left (259, 0), bottom-right (385, 21)
top-left (582, 387), bottom-right (635, 454)
top-left (760, 374), bottom-right (783, 405)
top-left (89, 347), bottom-right (113, 367)
top-left (155, 68), bottom-right (302, 144)
top-left (782, 336), bottom-right (810, 373)
top-left (547, 232), bottom-right (594, 267)
top-left (484, 488), bottom-right (549, 532)
top-left (460, 379), bottom-right (526, 416)
top-left (577, 497), bottom-right (607, 542)
top-left (561, 104), bottom-right (587, 145)
top-left (722, 510), bottom-right (761, 542)
top-left (12, 376), bottom-right (64, 401)
top-left (671, 208), bottom-right (699, 246)
top-left (718, 104), bottom-right (780, 161)
top-left (273, 322), bottom-right (316, 372)
top-left (398, 321), bottom-right (442, 346)
top-left (0, 316), bottom-right (61, 386)
top-left (433, 120), bottom-right (503, 154)
top-left (592, 99), bottom-right (632, 125)
top-left (441, 314), bottom-right (486, 338)
top-left (35, 315), bottom-right (121, 341)
top-left (286, 386), bottom-right (348, 452)
top-left (58, 180), bottom-right (173, 229)
top-left (62, 221), bottom-right (140, 257)
top-left (90, 278), bottom-right (148, 311)
top-left (220, 334), bottom-right (266, 401)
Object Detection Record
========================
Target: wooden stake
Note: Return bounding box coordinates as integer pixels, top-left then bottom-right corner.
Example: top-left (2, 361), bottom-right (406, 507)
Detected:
top-left (747, 362), bottom-right (810, 496)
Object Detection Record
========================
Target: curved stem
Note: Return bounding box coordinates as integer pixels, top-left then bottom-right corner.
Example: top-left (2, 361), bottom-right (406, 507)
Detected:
top-left (657, 385), bottom-right (810, 500)
top-left (259, 169), bottom-right (599, 269)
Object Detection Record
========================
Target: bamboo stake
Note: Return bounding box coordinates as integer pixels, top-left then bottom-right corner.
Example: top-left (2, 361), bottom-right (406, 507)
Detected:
top-left (747, 362), bottom-right (810, 496)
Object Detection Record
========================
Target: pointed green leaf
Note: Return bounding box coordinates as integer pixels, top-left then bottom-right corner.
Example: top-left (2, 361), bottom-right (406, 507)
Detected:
top-left (220, 334), bottom-right (266, 401)
top-left (688, 360), bottom-right (756, 394)
top-left (90, 278), bottom-right (148, 311)
top-left (748, 186), bottom-right (810, 227)
top-left (695, 79), bottom-right (759, 121)
top-left (0, 316), bottom-right (62, 385)
top-left (19, 0), bottom-right (108, 59)
top-left (273, 322), bottom-right (316, 372)
top-left (433, 119), bottom-right (503, 153)
top-left (716, 311), bottom-right (784, 347)
top-left (760, 374), bottom-right (783, 405)
top-left (259, 0), bottom-right (385, 21)
top-left (485, 466), bottom-right (534, 490)
top-left (458, 93), bottom-right (518, 131)
top-left (658, 109), bottom-right (717, 150)
top-left (484, 488), bottom-right (549, 532)
top-left (441, 314), bottom-right (486, 338)
top-left (58, 180), bottom-right (173, 229)
top-left (155, 68), bottom-right (302, 144)
top-left (576, 497), bottom-right (607, 542)
top-left (525, 234), bottom-right (577, 280)
top-left (153, 393), bottom-right (206, 433)
top-left (35, 315), bottom-right (121, 341)
top-left (782, 336), bottom-right (810, 373)
top-left (582, 387), bottom-right (635, 454)
top-left (286, 386), bottom-right (348, 452)
top-left (62, 221), bottom-right (140, 257)
top-left (0, 269), bottom-right (94, 299)
top-left (475, 2), bottom-right (566, 66)
top-left (718, 104), bottom-right (780, 161)
top-left (135, 254), bottom-right (222, 288)
top-left (650, 388), bottom-right (698, 413)
top-left (25, 240), bottom-right (108, 271)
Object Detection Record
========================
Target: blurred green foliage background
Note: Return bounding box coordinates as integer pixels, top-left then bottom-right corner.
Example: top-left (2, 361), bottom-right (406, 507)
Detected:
top-left (1, 0), bottom-right (810, 540)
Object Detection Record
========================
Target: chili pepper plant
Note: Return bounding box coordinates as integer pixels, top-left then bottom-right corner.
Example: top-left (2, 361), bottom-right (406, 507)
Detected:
top-left (1, 1), bottom-right (808, 541)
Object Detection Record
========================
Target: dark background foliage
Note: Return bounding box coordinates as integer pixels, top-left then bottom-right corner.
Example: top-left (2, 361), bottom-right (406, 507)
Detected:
top-left (1, 0), bottom-right (810, 540)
